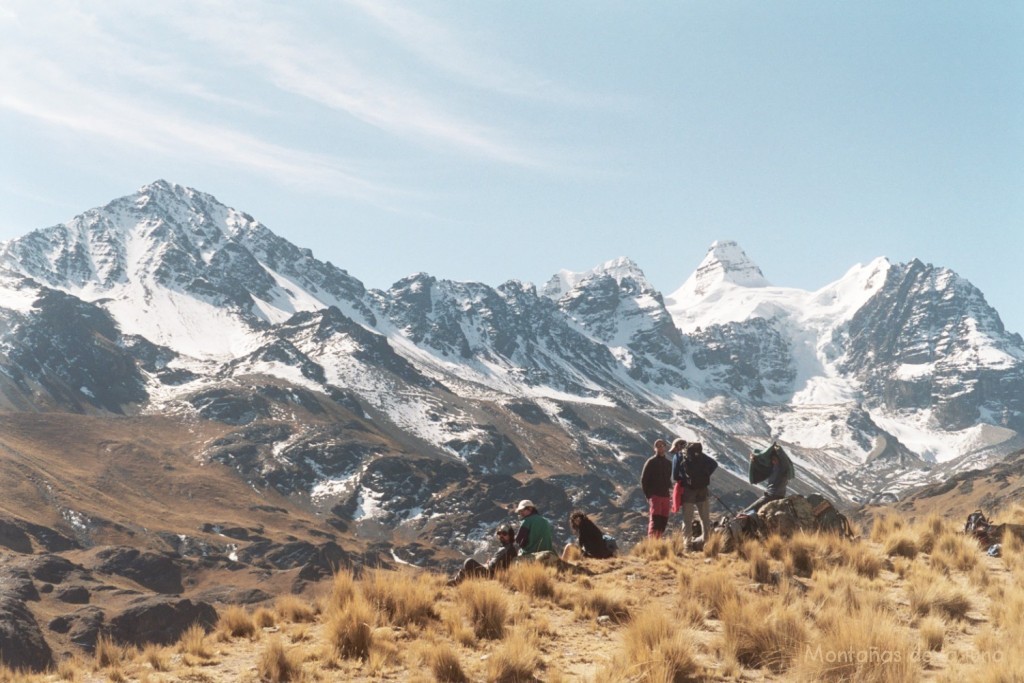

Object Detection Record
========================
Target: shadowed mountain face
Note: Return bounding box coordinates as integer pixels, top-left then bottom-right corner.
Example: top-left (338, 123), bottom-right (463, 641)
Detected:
top-left (1, 181), bottom-right (1024, 571)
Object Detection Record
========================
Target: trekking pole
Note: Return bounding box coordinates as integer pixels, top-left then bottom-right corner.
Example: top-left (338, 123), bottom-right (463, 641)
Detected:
top-left (712, 492), bottom-right (737, 516)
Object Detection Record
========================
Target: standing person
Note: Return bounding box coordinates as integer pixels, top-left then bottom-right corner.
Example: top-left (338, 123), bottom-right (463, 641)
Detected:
top-left (678, 442), bottom-right (718, 549)
top-left (670, 438), bottom-right (688, 514)
top-left (447, 523), bottom-right (518, 586)
top-left (744, 444), bottom-right (790, 514)
top-left (641, 439), bottom-right (673, 538)
top-left (561, 510), bottom-right (615, 560)
top-left (514, 500), bottom-right (554, 554)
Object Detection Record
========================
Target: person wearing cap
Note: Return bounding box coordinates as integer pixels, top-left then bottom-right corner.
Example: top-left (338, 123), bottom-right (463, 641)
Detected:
top-left (641, 439), bottom-right (673, 538)
top-left (669, 438), bottom-right (688, 514)
top-left (677, 441), bottom-right (718, 549)
top-left (514, 499), bottom-right (554, 555)
top-left (447, 523), bottom-right (519, 586)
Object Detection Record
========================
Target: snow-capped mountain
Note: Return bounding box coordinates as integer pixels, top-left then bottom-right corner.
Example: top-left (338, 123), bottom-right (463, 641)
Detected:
top-left (2, 181), bottom-right (1023, 552)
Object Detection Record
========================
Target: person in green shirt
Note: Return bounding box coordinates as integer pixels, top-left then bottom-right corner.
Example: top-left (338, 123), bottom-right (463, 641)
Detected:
top-left (514, 499), bottom-right (554, 555)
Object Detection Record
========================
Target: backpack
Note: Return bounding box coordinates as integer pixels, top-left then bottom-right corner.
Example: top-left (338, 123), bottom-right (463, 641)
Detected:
top-left (964, 510), bottom-right (992, 546)
top-left (805, 493), bottom-right (854, 538)
top-left (759, 494), bottom-right (852, 537)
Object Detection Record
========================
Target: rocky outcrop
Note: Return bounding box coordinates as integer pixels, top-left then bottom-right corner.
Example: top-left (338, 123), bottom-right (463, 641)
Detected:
top-left (93, 547), bottom-right (184, 594)
top-left (107, 597), bottom-right (217, 646)
top-left (0, 595), bottom-right (53, 671)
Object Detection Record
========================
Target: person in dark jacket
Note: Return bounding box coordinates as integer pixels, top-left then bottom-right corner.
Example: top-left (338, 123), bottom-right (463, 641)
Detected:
top-left (679, 442), bottom-right (718, 549)
top-left (640, 439), bottom-right (673, 538)
top-left (447, 523), bottom-right (518, 586)
top-left (743, 448), bottom-right (789, 514)
top-left (561, 510), bottom-right (615, 560)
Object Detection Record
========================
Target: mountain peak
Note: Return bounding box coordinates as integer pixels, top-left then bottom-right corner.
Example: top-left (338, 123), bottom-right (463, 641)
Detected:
top-left (541, 256), bottom-right (650, 299)
top-left (671, 241), bottom-right (769, 303)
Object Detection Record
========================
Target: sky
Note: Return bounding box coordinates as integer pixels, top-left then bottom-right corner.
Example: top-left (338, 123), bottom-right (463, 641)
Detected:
top-left (1, 1), bottom-right (1022, 332)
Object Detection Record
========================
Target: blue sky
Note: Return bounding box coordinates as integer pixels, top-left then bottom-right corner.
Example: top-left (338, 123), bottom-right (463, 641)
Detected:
top-left (2, 1), bottom-right (1022, 332)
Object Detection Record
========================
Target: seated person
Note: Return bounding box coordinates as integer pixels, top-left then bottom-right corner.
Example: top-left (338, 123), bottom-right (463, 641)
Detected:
top-left (562, 510), bottom-right (615, 560)
top-left (514, 499), bottom-right (554, 554)
top-left (447, 523), bottom-right (518, 586)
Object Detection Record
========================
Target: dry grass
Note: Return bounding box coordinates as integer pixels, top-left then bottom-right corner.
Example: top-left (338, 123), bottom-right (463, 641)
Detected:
top-left (795, 606), bottom-right (921, 682)
top-left (257, 636), bottom-right (303, 682)
top-left (485, 628), bottom-right (544, 683)
top-left (884, 533), bottom-right (919, 560)
top-left (217, 605), bottom-right (257, 640)
top-left (177, 623), bottom-right (214, 660)
top-left (424, 642), bottom-right (468, 683)
top-left (918, 615), bottom-right (945, 651)
top-left (140, 644), bottom-right (171, 672)
top-left (324, 594), bottom-right (375, 660)
top-left (597, 610), bottom-right (701, 683)
top-left (629, 536), bottom-right (674, 561)
top-left (458, 579), bottom-right (509, 640)
top-left (719, 596), bottom-right (808, 673)
top-left (570, 585), bottom-right (631, 624)
top-left (275, 595), bottom-right (317, 624)
top-left (362, 568), bottom-right (438, 627)
top-left (745, 541), bottom-right (773, 584)
top-left (502, 561), bottom-right (556, 600)
top-left (94, 634), bottom-right (124, 670)
top-left (254, 607), bottom-right (277, 629)
top-left (691, 565), bottom-right (740, 618)
top-left (905, 567), bottom-right (971, 620)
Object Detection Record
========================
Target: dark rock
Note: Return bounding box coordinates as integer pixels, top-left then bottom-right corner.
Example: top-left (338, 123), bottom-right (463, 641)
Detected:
top-left (93, 547), bottom-right (183, 594)
top-left (0, 567), bottom-right (39, 601)
top-left (27, 554), bottom-right (85, 584)
top-left (0, 519), bottom-right (33, 553)
top-left (108, 598), bottom-right (217, 646)
top-left (49, 606), bottom-right (105, 651)
top-left (0, 595), bottom-right (53, 671)
top-left (56, 585), bottom-right (91, 604)
top-left (194, 586), bottom-right (272, 605)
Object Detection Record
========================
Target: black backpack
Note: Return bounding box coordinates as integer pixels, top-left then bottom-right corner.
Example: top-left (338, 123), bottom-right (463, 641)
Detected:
top-left (964, 510), bottom-right (993, 546)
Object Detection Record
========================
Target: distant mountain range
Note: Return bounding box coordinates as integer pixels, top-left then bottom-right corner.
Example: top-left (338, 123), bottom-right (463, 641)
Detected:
top-left (2, 179), bottom-right (1024, 552)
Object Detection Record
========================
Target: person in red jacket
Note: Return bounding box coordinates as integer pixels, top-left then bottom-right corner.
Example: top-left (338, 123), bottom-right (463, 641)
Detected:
top-left (640, 439), bottom-right (673, 538)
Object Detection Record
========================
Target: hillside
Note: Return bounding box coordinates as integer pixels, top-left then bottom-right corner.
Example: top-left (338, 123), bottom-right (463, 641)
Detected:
top-left (1, 509), bottom-right (1021, 682)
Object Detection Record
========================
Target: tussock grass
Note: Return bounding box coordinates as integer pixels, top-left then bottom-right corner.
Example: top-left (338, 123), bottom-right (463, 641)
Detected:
top-left (362, 568), bottom-right (438, 627)
top-left (503, 561), bottom-right (556, 600)
top-left (257, 636), bottom-right (303, 682)
top-left (598, 610), bottom-right (700, 683)
top-left (254, 606), bottom-right (277, 629)
top-left (329, 567), bottom-right (357, 607)
top-left (744, 541), bottom-right (772, 584)
top-left (94, 634), bottom-right (124, 670)
top-left (884, 534), bottom-right (919, 560)
top-left (177, 623), bottom-right (214, 659)
top-left (275, 595), bottom-right (317, 624)
top-left (217, 605), bottom-right (257, 640)
top-left (870, 513), bottom-right (905, 543)
top-left (571, 586), bottom-right (631, 624)
top-left (458, 580), bottom-right (509, 640)
top-left (906, 567), bottom-right (971, 620)
top-left (720, 596), bottom-right (808, 672)
top-left (324, 594), bottom-right (375, 660)
top-left (843, 541), bottom-right (884, 579)
top-left (692, 565), bottom-right (740, 618)
top-left (140, 644), bottom-right (170, 671)
top-left (426, 642), bottom-right (467, 683)
top-left (931, 531), bottom-right (979, 573)
top-left (485, 628), bottom-right (544, 683)
top-left (784, 534), bottom-right (817, 578)
top-left (629, 536), bottom-right (674, 561)
top-left (795, 607), bottom-right (921, 683)
top-left (703, 530), bottom-right (725, 558)
top-left (918, 615), bottom-right (945, 651)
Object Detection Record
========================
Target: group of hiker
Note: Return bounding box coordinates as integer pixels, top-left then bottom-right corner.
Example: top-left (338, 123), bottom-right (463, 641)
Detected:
top-left (641, 437), bottom-right (792, 545)
top-left (449, 437), bottom-right (792, 585)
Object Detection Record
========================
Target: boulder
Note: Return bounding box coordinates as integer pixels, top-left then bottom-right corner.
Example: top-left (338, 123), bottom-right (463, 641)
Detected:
top-left (0, 567), bottom-right (40, 602)
top-left (93, 547), bottom-right (183, 594)
top-left (56, 585), bottom-right (91, 604)
top-left (0, 519), bottom-right (33, 553)
top-left (49, 606), bottom-right (105, 652)
top-left (108, 597), bottom-right (217, 646)
top-left (26, 554), bottom-right (85, 584)
top-left (0, 595), bottom-right (53, 672)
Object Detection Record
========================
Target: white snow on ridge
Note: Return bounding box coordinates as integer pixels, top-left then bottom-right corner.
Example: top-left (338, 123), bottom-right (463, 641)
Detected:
top-left (869, 409), bottom-right (1018, 464)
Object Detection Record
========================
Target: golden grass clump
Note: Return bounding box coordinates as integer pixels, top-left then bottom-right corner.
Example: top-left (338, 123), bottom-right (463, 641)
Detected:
top-left (842, 541), bottom-right (883, 579)
top-left (458, 579), bottom-right (509, 640)
top-left (177, 623), bottom-right (214, 659)
top-left (691, 565), bottom-right (740, 618)
top-left (571, 585), bottom-right (631, 624)
top-left (503, 561), bottom-right (556, 600)
top-left (217, 604), bottom-right (257, 640)
top-left (426, 642), bottom-right (468, 683)
top-left (703, 530), bottom-right (725, 558)
top-left (362, 568), bottom-right (438, 627)
top-left (870, 513), bottom-right (905, 543)
top-left (254, 606), bottom-right (277, 629)
top-left (324, 594), bottom-right (375, 660)
top-left (719, 596), bottom-right (808, 672)
top-left (598, 610), bottom-right (700, 683)
top-left (57, 654), bottom-right (87, 681)
top-left (629, 536), bottom-right (674, 561)
top-left (884, 533), bottom-right (919, 560)
top-left (329, 567), bottom-right (357, 607)
top-left (257, 636), bottom-right (303, 683)
top-left (794, 607), bottom-right (921, 683)
top-left (918, 615), bottom-right (945, 651)
top-left (94, 634), bottom-right (124, 670)
top-left (275, 595), bottom-right (317, 624)
top-left (140, 644), bottom-right (170, 672)
top-left (916, 514), bottom-right (947, 554)
top-left (784, 534), bottom-right (817, 578)
top-left (905, 567), bottom-right (971, 620)
top-left (485, 628), bottom-right (544, 683)
top-left (931, 531), bottom-right (979, 573)
top-left (745, 541), bottom-right (772, 584)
